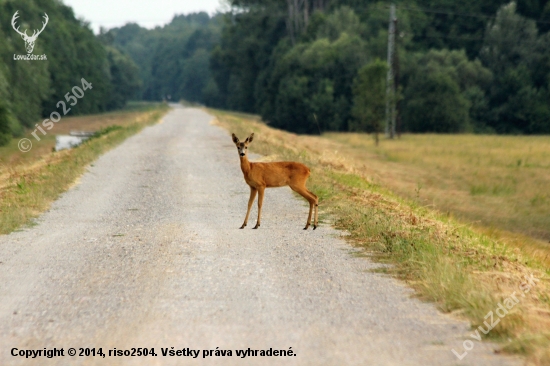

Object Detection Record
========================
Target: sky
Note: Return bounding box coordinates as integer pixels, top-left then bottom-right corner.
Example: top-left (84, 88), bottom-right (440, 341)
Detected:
top-left (63, 0), bottom-right (225, 33)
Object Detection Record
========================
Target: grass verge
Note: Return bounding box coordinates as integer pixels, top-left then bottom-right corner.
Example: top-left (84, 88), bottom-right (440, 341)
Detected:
top-left (210, 108), bottom-right (550, 365)
top-left (0, 104), bottom-right (169, 234)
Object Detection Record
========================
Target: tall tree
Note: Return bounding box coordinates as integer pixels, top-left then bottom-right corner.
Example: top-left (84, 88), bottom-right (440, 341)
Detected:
top-left (350, 59), bottom-right (388, 145)
top-left (480, 2), bottom-right (550, 133)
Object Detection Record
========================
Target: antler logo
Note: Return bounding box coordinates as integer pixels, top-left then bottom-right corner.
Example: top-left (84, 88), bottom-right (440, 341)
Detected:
top-left (11, 11), bottom-right (49, 54)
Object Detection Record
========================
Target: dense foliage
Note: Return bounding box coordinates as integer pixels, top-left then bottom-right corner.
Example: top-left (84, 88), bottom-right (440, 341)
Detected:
top-left (206, 0), bottom-right (550, 134)
top-left (0, 0), bottom-right (140, 145)
top-left (3, 0), bottom-right (550, 143)
top-left (100, 13), bottom-right (222, 105)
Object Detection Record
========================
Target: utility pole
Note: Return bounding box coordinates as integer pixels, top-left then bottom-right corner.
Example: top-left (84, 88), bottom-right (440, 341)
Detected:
top-left (394, 16), bottom-right (401, 138)
top-left (385, 4), bottom-right (396, 139)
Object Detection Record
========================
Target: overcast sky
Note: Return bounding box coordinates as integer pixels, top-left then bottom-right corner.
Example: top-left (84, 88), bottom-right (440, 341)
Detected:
top-left (63, 0), bottom-right (226, 33)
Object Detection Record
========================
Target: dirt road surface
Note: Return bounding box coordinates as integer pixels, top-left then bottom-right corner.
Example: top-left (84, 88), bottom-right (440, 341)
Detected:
top-left (0, 106), bottom-right (520, 365)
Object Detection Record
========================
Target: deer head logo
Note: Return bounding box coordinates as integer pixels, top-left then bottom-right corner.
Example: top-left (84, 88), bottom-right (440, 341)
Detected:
top-left (11, 11), bottom-right (49, 54)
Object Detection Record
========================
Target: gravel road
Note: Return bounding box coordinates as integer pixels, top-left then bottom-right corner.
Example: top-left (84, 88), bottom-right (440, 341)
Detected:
top-left (0, 106), bottom-right (520, 365)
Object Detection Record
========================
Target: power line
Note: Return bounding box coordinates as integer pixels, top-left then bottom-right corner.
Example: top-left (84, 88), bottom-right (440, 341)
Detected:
top-left (409, 32), bottom-right (542, 47)
top-left (410, 34), bottom-right (484, 42)
top-left (398, 4), bottom-right (550, 26)
top-left (358, 3), bottom-right (550, 27)
top-left (385, 4), bottom-right (396, 139)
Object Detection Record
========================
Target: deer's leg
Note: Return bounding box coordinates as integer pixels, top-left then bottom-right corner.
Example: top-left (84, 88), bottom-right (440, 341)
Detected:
top-left (314, 201), bottom-right (319, 229)
top-left (290, 185), bottom-right (316, 230)
top-left (253, 187), bottom-right (265, 229)
top-left (241, 187), bottom-right (257, 229)
top-left (308, 189), bottom-right (319, 230)
top-left (305, 201), bottom-right (314, 230)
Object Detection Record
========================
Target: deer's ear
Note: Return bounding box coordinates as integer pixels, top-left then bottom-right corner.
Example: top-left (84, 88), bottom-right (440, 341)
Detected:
top-left (231, 133), bottom-right (239, 144)
top-left (246, 133), bottom-right (254, 143)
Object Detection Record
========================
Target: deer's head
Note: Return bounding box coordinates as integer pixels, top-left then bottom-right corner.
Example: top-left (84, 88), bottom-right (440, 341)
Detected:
top-left (232, 133), bottom-right (254, 158)
top-left (11, 11), bottom-right (49, 54)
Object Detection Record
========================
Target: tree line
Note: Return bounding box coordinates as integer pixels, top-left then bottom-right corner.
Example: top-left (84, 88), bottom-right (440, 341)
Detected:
top-left (3, 0), bottom-right (550, 145)
top-left (99, 13), bottom-right (222, 106)
top-left (0, 0), bottom-right (140, 146)
top-left (208, 0), bottom-right (550, 134)
top-left (106, 0), bottom-right (550, 135)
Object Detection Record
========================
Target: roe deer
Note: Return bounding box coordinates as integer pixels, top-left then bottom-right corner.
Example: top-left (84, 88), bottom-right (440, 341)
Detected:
top-left (232, 133), bottom-right (318, 230)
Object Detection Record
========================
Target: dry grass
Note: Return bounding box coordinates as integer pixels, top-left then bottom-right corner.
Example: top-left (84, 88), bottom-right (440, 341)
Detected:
top-left (0, 105), bottom-right (169, 234)
top-left (210, 109), bottom-right (550, 365)
top-left (323, 133), bottom-right (550, 242)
